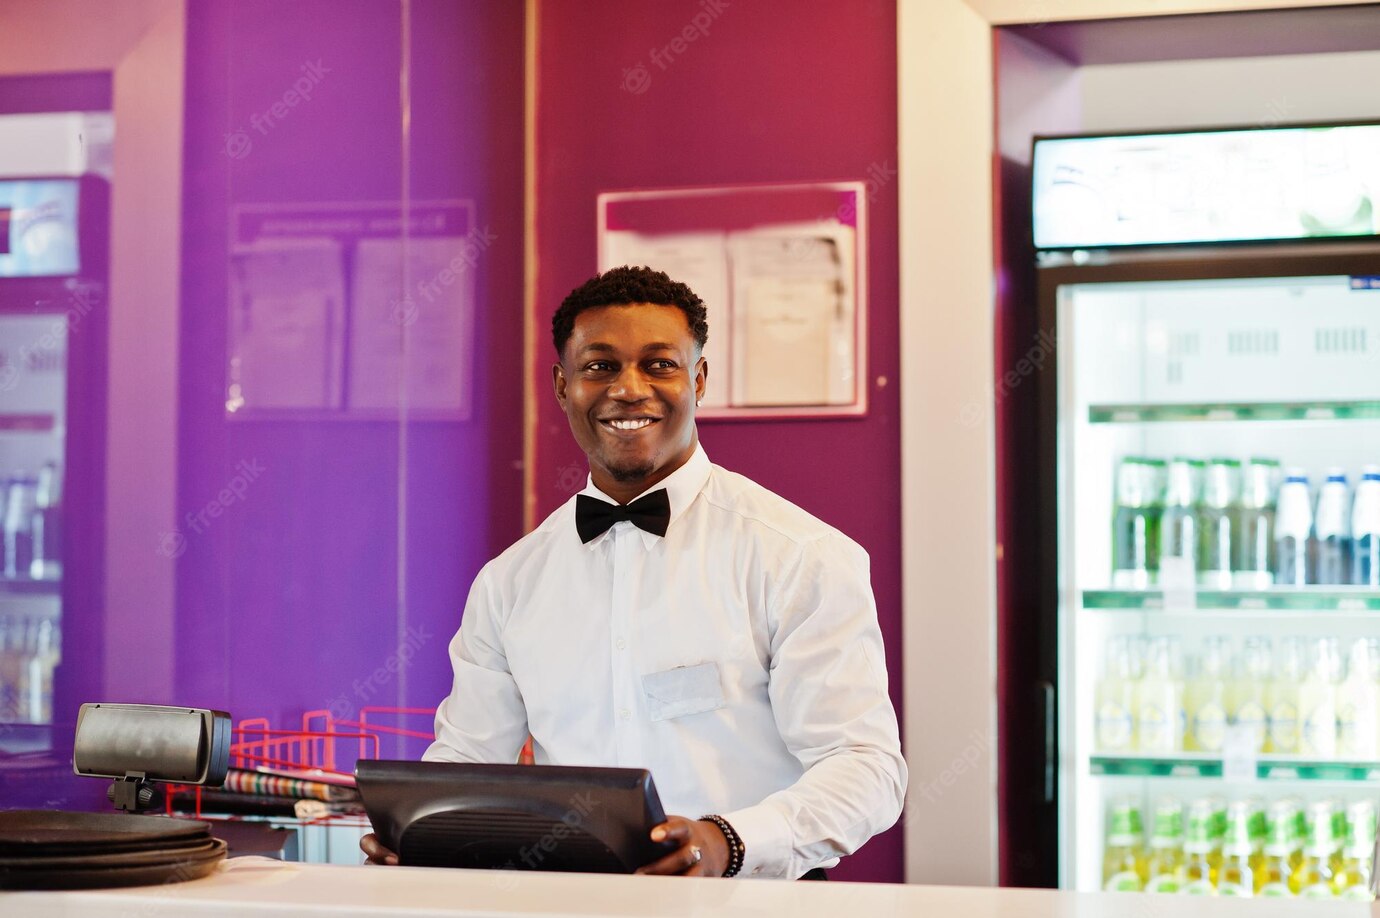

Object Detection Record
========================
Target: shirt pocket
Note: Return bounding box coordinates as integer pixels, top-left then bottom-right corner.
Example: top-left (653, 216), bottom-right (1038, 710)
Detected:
top-left (641, 661), bottom-right (725, 722)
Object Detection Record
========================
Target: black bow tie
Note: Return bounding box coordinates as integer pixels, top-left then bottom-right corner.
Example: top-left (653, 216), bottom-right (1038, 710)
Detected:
top-left (575, 489), bottom-right (671, 544)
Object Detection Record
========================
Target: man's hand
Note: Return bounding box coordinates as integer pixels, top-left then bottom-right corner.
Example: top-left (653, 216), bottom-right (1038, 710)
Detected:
top-left (634, 815), bottom-right (729, 877)
top-left (360, 832), bottom-right (399, 865)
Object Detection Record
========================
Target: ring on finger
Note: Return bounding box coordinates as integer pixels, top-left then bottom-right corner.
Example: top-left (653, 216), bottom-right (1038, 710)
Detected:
top-left (689, 845), bottom-right (702, 865)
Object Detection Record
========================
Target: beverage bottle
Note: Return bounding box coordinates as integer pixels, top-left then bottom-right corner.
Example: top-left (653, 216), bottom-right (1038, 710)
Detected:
top-left (1095, 636), bottom-right (1138, 753)
top-left (1247, 800), bottom-right (1264, 877)
top-left (1332, 800), bottom-right (1376, 899)
top-left (1160, 457), bottom-right (1201, 574)
top-left (29, 461), bottom-right (61, 581)
top-left (1336, 638), bottom-right (1379, 759)
top-left (1267, 638), bottom-right (1304, 753)
top-left (1292, 800), bottom-right (1338, 898)
top-left (1290, 801), bottom-right (1309, 873)
top-left (1354, 465), bottom-right (1380, 587)
top-left (0, 618), bottom-right (17, 720)
top-left (1136, 636), bottom-right (1183, 754)
top-left (1185, 637), bottom-right (1230, 753)
top-left (1314, 468), bottom-right (1352, 585)
top-left (1102, 798), bottom-right (1146, 891)
top-left (23, 619), bottom-right (55, 724)
top-left (1234, 457), bottom-right (1278, 590)
top-left (1113, 457), bottom-right (1164, 589)
top-left (1330, 801), bottom-right (1348, 878)
top-left (1209, 797), bottom-right (1228, 872)
top-left (1182, 799), bottom-right (1219, 894)
top-left (1217, 800), bottom-right (1256, 896)
top-left (1198, 458), bottom-right (1240, 589)
top-left (2, 474), bottom-right (37, 580)
top-left (1257, 800), bottom-right (1300, 896)
top-left (1299, 637), bottom-right (1340, 758)
top-left (1275, 469), bottom-right (1312, 586)
top-left (1143, 798), bottom-right (1185, 893)
top-left (1227, 636), bottom-right (1271, 752)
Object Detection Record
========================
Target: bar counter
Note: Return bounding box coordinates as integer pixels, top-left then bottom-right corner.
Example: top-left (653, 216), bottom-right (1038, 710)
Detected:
top-left (2, 857), bottom-right (1373, 917)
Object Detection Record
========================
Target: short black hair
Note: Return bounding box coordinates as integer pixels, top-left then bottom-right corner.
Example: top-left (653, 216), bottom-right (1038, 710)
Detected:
top-left (552, 265), bottom-right (709, 357)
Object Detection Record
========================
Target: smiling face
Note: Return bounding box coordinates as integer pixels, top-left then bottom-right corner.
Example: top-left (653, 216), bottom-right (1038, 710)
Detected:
top-left (553, 303), bottom-right (707, 504)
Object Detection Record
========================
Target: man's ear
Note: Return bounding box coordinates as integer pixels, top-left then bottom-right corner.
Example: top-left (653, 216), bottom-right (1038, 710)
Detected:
top-left (694, 356), bottom-right (708, 404)
top-left (552, 361), bottom-right (568, 409)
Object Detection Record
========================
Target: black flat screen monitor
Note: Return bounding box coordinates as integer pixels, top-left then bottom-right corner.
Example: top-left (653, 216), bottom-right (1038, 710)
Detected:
top-left (355, 760), bottom-right (675, 873)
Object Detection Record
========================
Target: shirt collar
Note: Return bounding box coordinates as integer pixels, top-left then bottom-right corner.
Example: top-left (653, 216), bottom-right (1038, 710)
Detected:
top-left (576, 443), bottom-right (711, 549)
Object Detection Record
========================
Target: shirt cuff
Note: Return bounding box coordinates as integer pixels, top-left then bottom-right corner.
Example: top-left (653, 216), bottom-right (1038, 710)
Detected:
top-left (719, 802), bottom-right (793, 879)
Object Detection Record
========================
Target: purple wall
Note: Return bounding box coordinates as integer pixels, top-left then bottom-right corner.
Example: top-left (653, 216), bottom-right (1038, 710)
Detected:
top-left (176, 0), bottom-right (525, 758)
top-left (532, 0), bottom-right (904, 882)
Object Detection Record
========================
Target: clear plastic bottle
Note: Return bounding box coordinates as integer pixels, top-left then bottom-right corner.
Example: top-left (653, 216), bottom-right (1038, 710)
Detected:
top-left (1095, 636), bottom-right (1138, 753)
top-left (1336, 638), bottom-right (1379, 760)
top-left (1246, 798), bottom-right (1269, 879)
top-left (1182, 799), bottom-right (1219, 895)
top-left (1234, 458), bottom-right (1278, 590)
top-left (2, 475), bottom-right (37, 580)
top-left (1275, 469), bottom-right (1312, 586)
top-left (1227, 636), bottom-right (1271, 753)
top-left (0, 618), bottom-right (17, 720)
top-left (1267, 637), bottom-right (1305, 754)
top-left (1160, 457), bottom-right (1202, 574)
top-left (28, 461), bottom-right (61, 581)
top-left (1198, 458), bottom-right (1240, 590)
top-left (1102, 798), bottom-right (1146, 891)
top-left (1113, 457), bottom-right (1164, 589)
top-left (1217, 800), bottom-right (1256, 896)
top-left (1256, 799), bottom-right (1299, 897)
top-left (1354, 465), bottom-right (1380, 587)
top-left (1292, 800), bottom-right (1338, 898)
top-left (1185, 637), bottom-right (1230, 753)
top-left (1332, 800), bottom-right (1376, 900)
top-left (1136, 636), bottom-right (1183, 754)
top-left (1299, 637), bottom-right (1340, 758)
top-left (1314, 468), bottom-right (1352, 585)
top-left (1143, 798), bottom-right (1185, 894)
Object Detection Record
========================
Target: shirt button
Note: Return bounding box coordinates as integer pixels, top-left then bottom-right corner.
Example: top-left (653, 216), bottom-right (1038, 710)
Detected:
top-left (619, 709), bottom-right (631, 721)
top-left (615, 638), bottom-right (627, 650)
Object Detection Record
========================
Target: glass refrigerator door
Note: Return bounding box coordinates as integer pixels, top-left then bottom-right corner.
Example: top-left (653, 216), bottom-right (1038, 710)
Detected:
top-left (1057, 274), bottom-right (1380, 893)
top-left (0, 312), bottom-right (66, 752)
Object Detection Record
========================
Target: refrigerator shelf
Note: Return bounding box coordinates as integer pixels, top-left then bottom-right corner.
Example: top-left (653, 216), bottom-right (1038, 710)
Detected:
top-left (1088, 400), bottom-right (1380, 424)
top-left (1082, 589), bottom-right (1380, 612)
top-left (0, 578), bottom-right (60, 597)
top-left (1090, 754), bottom-right (1380, 782)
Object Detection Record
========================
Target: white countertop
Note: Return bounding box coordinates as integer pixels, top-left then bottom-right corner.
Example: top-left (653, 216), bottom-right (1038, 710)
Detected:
top-left (2, 858), bottom-right (1375, 917)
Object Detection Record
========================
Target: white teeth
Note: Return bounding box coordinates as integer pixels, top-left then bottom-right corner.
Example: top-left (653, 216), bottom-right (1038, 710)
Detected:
top-left (608, 418), bottom-right (654, 430)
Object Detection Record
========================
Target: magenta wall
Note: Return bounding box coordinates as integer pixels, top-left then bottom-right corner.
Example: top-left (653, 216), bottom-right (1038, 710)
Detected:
top-left (532, 0), bottom-right (904, 882)
top-left (176, 0), bottom-right (525, 756)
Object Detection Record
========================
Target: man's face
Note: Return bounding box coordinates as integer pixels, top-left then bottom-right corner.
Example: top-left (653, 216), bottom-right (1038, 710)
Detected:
top-left (553, 303), bottom-right (707, 500)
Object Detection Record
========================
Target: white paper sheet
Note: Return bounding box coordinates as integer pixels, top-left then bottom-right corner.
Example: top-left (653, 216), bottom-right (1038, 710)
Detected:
top-left (227, 240), bottom-right (345, 411)
top-left (348, 236), bottom-right (475, 416)
top-left (726, 225), bottom-right (855, 407)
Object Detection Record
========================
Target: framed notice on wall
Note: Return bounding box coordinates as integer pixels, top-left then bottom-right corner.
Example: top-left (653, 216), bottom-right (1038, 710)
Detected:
top-left (597, 182), bottom-right (867, 419)
top-left (226, 199), bottom-right (480, 420)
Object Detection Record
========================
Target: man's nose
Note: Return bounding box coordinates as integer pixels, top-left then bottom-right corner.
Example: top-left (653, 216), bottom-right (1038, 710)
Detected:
top-left (608, 367), bottom-right (652, 400)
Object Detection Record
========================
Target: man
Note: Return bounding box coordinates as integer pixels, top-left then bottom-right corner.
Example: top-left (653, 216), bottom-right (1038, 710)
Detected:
top-left (362, 266), bottom-right (904, 878)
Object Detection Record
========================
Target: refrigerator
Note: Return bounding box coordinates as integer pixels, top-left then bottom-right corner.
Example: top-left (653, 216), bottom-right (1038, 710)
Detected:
top-left (1024, 123), bottom-right (1380, 897)
top-left (0, 175), bottom-right (107, 787)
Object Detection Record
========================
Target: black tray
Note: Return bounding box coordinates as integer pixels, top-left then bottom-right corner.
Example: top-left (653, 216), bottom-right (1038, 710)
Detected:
top-left (0, 837), bottom-right (227, 890)
top-left (0, 810), bottom-right (210, 857)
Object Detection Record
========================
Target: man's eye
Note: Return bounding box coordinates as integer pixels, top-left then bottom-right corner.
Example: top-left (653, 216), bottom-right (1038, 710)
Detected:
top-left (649, 360), bottom-right (678, 371)
top-left (585, 362), bottom-right (615, 372)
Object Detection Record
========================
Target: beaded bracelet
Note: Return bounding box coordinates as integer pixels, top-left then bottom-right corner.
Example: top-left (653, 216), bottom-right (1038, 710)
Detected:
top-left (700, 814), bottom-right (745, 878)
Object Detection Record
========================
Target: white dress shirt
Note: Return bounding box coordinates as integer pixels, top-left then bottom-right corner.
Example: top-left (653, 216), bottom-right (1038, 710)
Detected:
top-left (424, 444), bottom-right (906, 879)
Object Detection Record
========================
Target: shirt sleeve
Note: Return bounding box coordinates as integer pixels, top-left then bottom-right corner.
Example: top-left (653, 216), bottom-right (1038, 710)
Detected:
top-left (722, 532), bottom-right (907, 879)
top-left (422, 563), bottom-right (530, 764)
